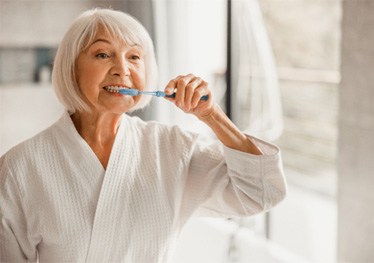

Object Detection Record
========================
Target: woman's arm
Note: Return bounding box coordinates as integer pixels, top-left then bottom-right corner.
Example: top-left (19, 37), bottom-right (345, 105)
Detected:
top-left (164, 74), bottom-right (286, 217)
top-left (164, 73), bottom-right (262, 155)
top-left (0, 156), bottom-right (36, 262)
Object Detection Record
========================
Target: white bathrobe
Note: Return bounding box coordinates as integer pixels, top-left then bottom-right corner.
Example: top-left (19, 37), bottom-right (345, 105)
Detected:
top-left (0, 112), bottom-right (286, 263)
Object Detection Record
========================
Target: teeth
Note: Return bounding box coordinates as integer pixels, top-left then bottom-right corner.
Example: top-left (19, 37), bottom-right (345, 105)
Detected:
top-left (104, 86), bottom-right (126, 93)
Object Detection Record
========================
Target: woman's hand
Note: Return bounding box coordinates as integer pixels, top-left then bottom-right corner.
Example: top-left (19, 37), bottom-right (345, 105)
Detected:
top-left (164, 73), bottom-right (262, 155)
top-left (164, 74), bottom-right (214, 120)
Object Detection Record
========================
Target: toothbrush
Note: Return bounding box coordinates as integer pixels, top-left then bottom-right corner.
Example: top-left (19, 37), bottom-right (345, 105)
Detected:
top-left (118, 88), bottom-right (209, 101)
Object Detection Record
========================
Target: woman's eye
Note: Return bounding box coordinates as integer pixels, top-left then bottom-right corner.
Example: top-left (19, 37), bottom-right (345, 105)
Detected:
top-left (130, 55), bottom-right (140, 60)
top-left (96, 53), bottom-right (109, 59)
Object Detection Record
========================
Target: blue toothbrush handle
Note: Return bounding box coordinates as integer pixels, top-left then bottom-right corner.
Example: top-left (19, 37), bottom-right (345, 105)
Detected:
top-left (163, 92), bottom-right (209, 101)
top-left (120, 90), bottom-right (209, 101)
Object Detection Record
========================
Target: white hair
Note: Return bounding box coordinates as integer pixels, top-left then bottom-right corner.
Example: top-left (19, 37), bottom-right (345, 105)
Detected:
top-left (52, 8), bottom-right (158, 113)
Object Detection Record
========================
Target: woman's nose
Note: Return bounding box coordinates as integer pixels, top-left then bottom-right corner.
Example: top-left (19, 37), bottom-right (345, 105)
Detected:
top-left (111, 57), bottom-right (130, 77)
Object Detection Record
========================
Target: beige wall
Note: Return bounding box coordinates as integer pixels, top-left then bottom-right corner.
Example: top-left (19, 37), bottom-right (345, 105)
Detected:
top-left (338, 0), bottom-right (374, 261)
top-left (0, 1), bottom-right (122, 47)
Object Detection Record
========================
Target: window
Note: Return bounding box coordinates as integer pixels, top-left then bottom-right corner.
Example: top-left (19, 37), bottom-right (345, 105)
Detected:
top-left (256, 1), bottom-right (341, 262)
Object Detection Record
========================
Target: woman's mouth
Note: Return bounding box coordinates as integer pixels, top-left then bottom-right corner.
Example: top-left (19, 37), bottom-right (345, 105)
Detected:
top-left (103, 85), bottom-right (128, 93)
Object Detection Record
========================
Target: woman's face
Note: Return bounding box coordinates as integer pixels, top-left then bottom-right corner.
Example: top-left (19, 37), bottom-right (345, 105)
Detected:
top-left (75, 26), bottom-right (146, 114)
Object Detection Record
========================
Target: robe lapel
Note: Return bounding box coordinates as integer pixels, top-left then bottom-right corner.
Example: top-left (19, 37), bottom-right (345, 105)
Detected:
top-left (58, 112), bottom-right (106, 177)
top-left (85, 114), bottom-right (139, 262)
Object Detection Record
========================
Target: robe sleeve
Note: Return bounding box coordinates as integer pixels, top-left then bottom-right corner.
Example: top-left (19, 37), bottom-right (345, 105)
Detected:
top-left (0, 155), bottom-right (38, 262)
top-left (183, 134), bottom-right (287, 218)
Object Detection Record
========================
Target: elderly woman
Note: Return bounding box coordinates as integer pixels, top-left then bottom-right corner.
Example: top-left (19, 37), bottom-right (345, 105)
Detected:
top-left (0, 8), bottom-right (286, 263)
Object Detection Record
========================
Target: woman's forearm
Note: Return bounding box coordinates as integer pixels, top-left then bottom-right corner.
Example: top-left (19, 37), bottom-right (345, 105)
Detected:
top-left (199, 104), bottom-right (263, 155)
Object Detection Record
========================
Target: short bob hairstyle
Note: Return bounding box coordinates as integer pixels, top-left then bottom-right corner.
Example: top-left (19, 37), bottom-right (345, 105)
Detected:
top-left (52, 8), bottom-right (158, 113)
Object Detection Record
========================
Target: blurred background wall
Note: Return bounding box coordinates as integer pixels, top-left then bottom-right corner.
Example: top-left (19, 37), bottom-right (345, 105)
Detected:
top-left (0, 0), bottom-right (373, 262)
top-left (338, 1), bottom-right (374, 261)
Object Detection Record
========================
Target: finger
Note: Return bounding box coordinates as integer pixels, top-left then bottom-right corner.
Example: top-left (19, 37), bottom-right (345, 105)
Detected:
top-left (175, 74), bottom-right (195, 108)
top-left (184, 77), bottom-right (203, 111)
top-left (164, 75), bottom-right (183, 95)
top-left (191, 81), bottom-right (209, 108)
top-left (164, 80), bottom-right (176, 97)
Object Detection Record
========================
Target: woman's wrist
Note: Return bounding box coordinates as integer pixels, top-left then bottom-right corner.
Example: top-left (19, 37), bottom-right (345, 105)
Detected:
top-left (198, 104), bottom-right (263, 155)
top-left (196, 103), bottom-right (219, 123)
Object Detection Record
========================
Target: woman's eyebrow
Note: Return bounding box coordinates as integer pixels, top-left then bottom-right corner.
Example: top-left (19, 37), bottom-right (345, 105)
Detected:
top-left (129, 45), bottom-right (142, 51)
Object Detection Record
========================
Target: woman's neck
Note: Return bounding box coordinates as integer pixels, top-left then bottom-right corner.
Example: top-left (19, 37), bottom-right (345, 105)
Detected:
top-left (70, 110), bottom-right (123, 169)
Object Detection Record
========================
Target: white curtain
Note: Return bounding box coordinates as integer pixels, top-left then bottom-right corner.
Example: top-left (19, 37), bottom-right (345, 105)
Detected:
top-left (231, 0), bottom-right (283, 141)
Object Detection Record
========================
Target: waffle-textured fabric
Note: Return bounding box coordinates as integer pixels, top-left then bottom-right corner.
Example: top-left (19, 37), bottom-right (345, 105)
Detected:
top-left (0, 112), bottom-right (287, 263)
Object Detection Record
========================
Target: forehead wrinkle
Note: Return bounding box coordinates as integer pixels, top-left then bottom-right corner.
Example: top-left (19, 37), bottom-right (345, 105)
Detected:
top-left (91, 38), bottom-right (111, 45)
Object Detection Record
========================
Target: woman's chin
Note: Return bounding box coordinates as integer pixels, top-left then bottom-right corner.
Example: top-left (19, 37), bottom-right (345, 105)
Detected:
top-left (100, 97), bottom-right (139, 113)
top-left (108, 103), bottom-right (137, 114)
